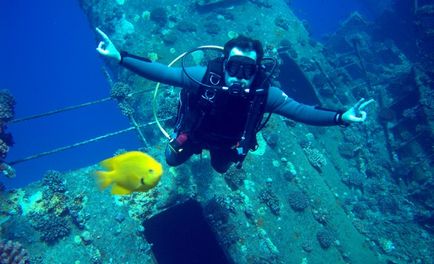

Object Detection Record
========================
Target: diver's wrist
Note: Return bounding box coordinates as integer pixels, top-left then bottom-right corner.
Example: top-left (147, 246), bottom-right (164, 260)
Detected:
top-left (335, 112), bottom-right (350, 127)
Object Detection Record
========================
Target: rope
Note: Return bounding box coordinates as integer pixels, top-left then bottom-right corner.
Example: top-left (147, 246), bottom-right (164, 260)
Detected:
top-left (8, 88), bottom-right (155, 125)
top-left (9, 97), bottom-right (112, 124)
top-left (8, 117), bottom-right (172, 166)
top-left (129, 114), bottom-right (149, 149)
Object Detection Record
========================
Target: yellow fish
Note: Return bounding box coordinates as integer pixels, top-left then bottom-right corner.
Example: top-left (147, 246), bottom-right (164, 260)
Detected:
top-left (95, 151), bottom-right (163, 195)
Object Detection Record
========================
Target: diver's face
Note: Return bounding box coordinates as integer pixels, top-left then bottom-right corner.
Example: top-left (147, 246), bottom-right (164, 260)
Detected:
top-left (224, 47), bottom-right (258, 88)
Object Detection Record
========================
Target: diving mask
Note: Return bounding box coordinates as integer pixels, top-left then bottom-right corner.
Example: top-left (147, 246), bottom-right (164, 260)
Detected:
top-left (225, 56), bottom-right (258, 80)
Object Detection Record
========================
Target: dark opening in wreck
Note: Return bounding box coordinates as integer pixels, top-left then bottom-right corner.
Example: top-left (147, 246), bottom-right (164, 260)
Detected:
top-left (144, 199), bottom-right (233, 264)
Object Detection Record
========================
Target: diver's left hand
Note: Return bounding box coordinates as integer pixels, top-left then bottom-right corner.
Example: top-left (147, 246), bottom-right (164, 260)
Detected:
top-left (342, 98), bottom-right (375, 123)
top-left (95, 27), bottom-right (121, 62)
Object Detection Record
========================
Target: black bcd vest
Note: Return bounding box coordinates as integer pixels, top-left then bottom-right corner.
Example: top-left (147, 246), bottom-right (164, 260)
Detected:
top-left (174, 57), bottom-right (270, 153)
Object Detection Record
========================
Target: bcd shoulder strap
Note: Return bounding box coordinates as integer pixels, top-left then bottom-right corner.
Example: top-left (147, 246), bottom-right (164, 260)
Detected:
top-left (235, 70), bottom-right (270, 168)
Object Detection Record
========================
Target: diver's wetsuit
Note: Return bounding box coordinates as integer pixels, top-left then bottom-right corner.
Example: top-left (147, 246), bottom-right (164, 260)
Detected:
top-left (120, 53), bottom-right (343, 173)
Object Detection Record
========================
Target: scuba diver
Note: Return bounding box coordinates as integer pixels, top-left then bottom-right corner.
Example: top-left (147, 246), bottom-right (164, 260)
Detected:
top-left (96, 28), bottom-right (374, 173)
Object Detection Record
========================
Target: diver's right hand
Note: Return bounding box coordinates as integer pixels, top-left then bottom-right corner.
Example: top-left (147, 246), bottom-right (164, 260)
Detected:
top-left (95, 27), bottom-right (121, 62)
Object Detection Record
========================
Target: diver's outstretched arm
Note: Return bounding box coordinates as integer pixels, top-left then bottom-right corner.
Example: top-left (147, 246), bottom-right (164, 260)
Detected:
top-left (266, 87), bottom-right (375, 126)
top-left (95, 28), bottom-right (205, 89)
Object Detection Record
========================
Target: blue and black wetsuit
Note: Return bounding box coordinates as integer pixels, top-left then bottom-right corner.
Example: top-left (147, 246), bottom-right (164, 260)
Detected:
top-left (120, 52), bottom-right (344, 173)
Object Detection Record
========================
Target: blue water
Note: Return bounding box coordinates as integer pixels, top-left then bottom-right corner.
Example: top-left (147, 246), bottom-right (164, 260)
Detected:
top-left (0, 0), bottom-right (139, 189)
top-left (0, 0), bottom-right (378, 189)
top-left (290, 0), bottom-right (375, 39)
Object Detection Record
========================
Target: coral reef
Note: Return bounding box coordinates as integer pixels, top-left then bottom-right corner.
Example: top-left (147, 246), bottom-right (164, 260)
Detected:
top-left (110, 81), bottom-right (131, 100)
top-left (302, 146), bottom-right (327, 171)
top-left (42, 170), bottom-right (66, 194)
top-left (29, 213), bottom-right (71, 244)
top-left (223, 168), bottom-right (246, 190)
top-left (150, 7), bottom-right (167, 26)
top-left (0, 90), bottom-right (15, 123)
top-left (287, 190), bottom-right (309, 212)
top-left (0, 89), bottom-right (15, 164)
top-left (258, 187), bottom-right (280, 216)
top-left (341, 170), bottom-right (366, 190)
top-left (0, 240), bottom-right (29, 264)
top-left (0, 140), bottom-right (9, 160)
top-left (316, 228), bottom-right (335, 249)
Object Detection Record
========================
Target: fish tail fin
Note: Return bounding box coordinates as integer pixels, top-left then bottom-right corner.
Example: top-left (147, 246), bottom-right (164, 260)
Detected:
top-left (100, 157), bottom-right (116, 170)
top-left (95, 170), bottom-right (113, 190)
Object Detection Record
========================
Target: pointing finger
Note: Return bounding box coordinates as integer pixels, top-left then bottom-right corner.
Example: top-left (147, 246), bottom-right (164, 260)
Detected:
top-left (353, 98), bottom-right (365, 109)
top-left (359, 99), bottom-right (375, 110)
top-left (96, 27), bottom-right (110, 42)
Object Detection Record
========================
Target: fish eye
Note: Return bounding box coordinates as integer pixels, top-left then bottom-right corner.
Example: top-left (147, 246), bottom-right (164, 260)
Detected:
top-left (148, 169), bottom-right (154, 174)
